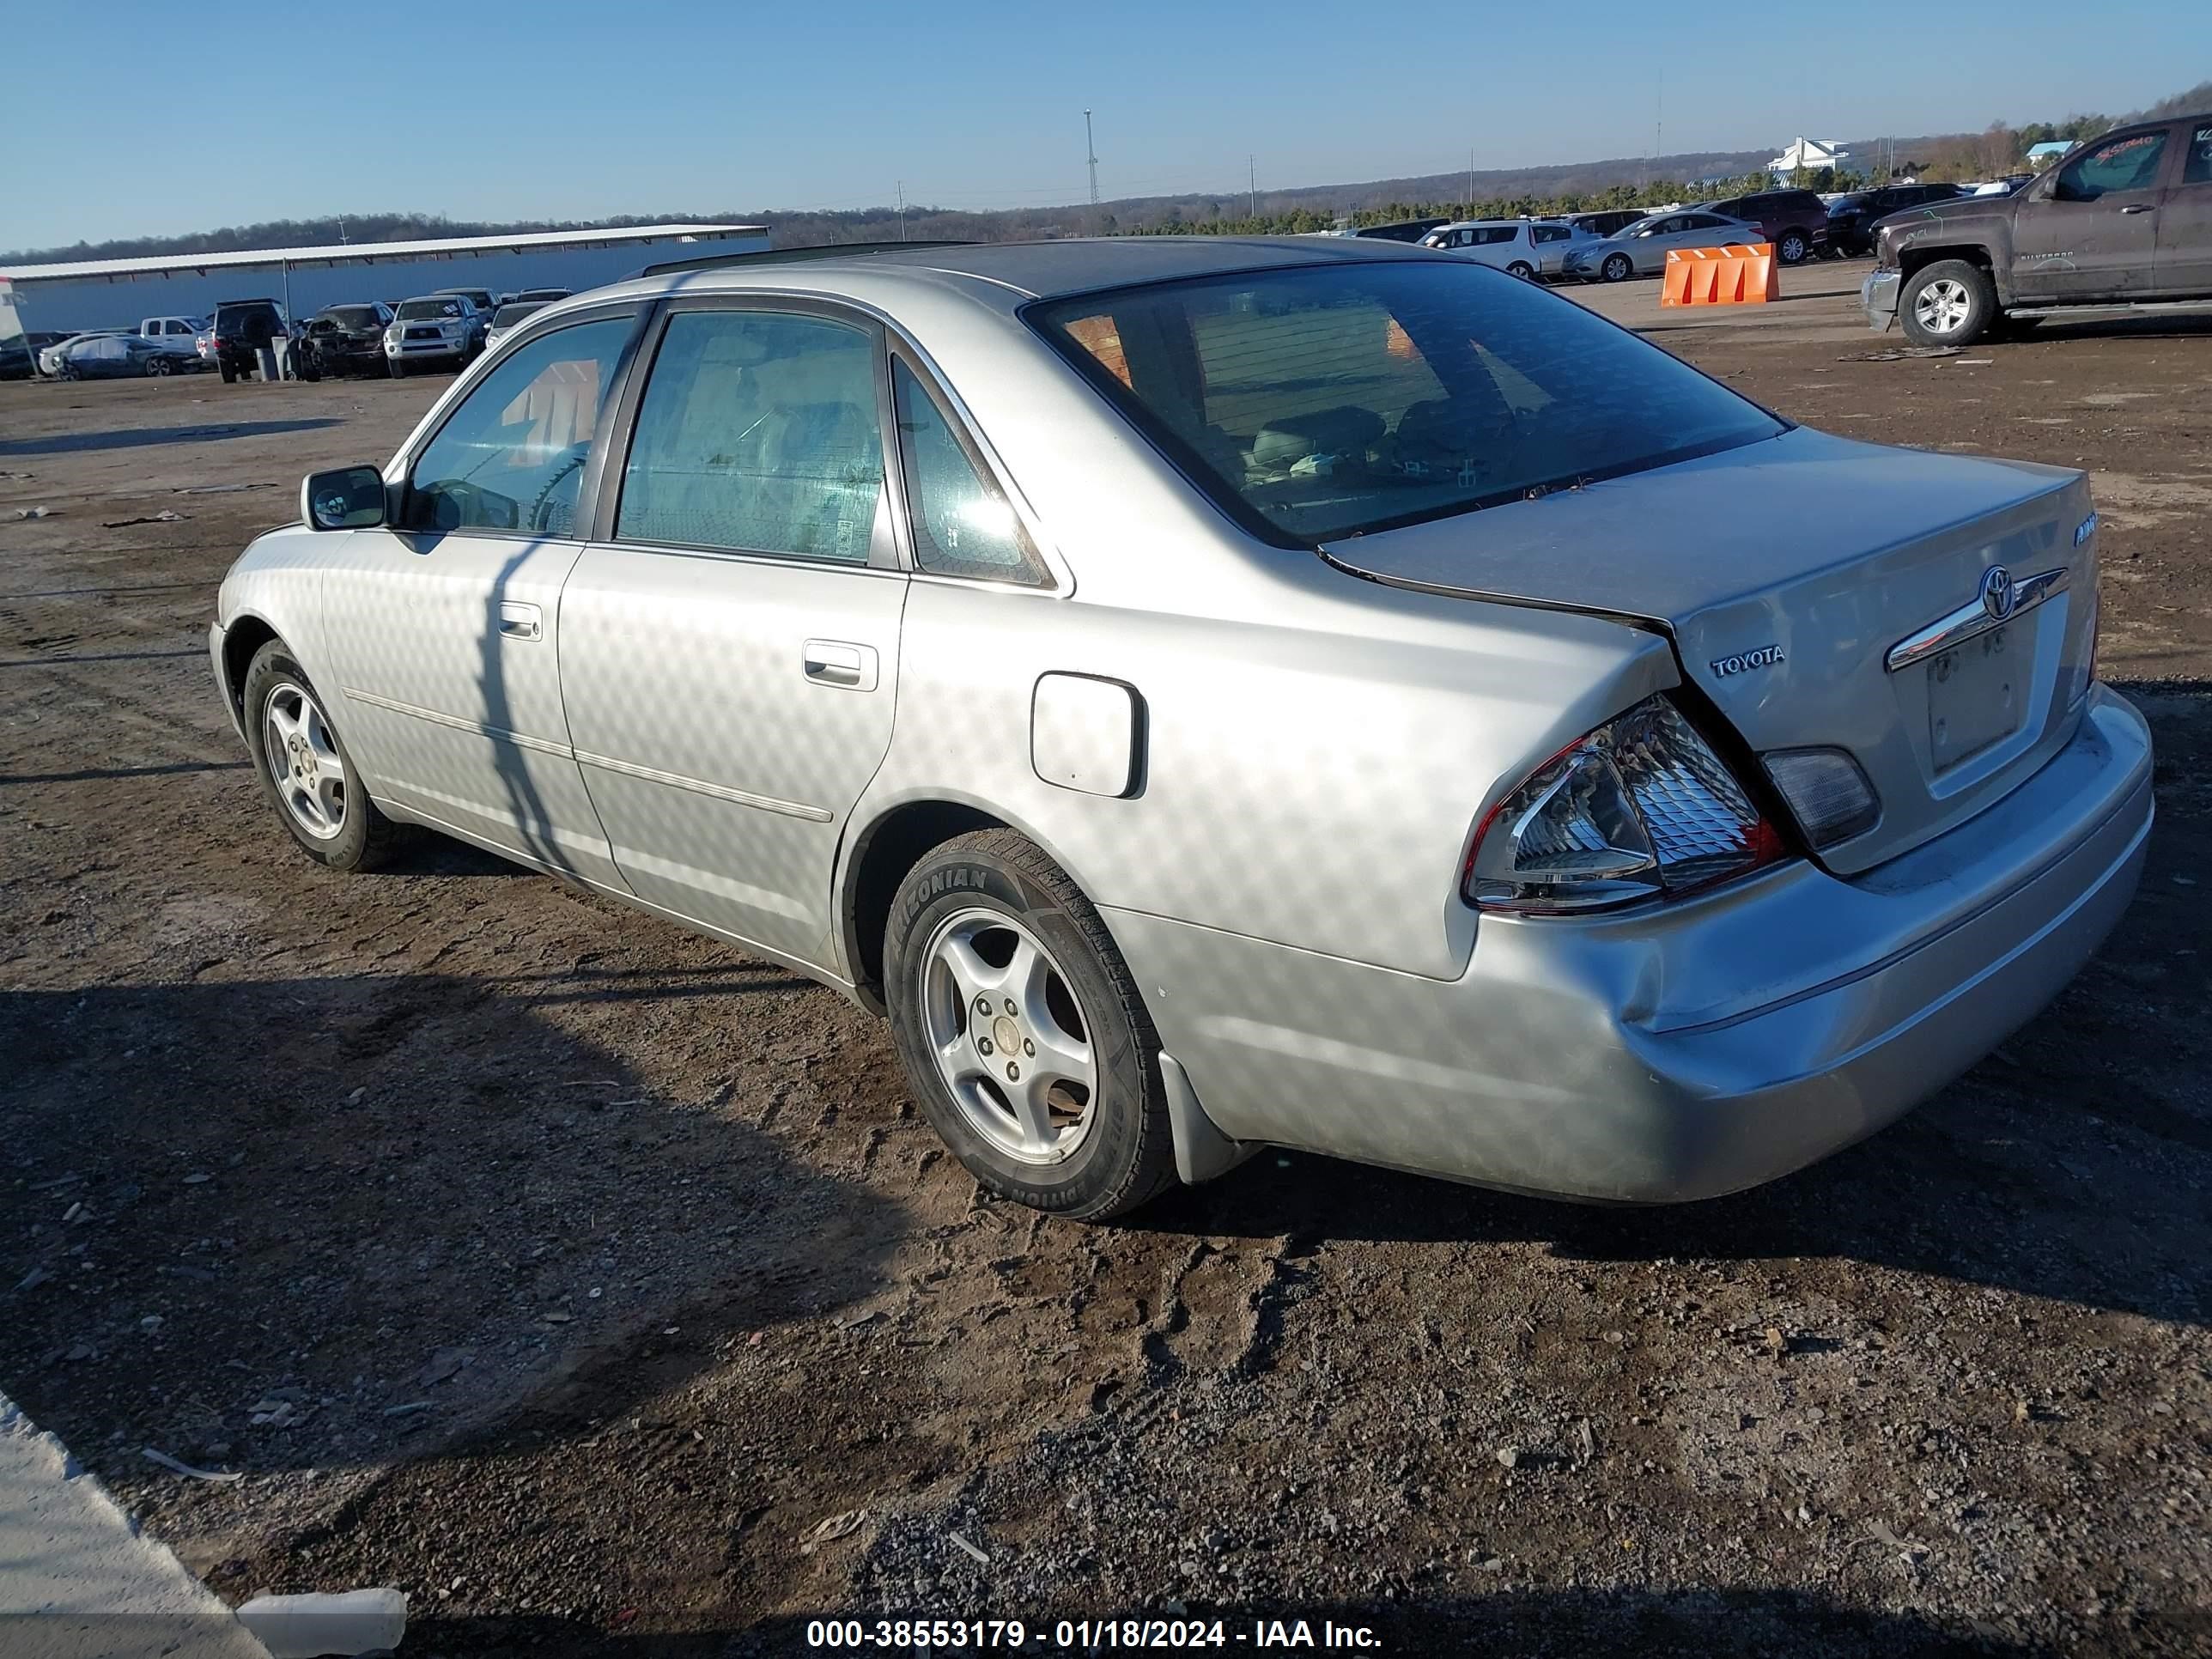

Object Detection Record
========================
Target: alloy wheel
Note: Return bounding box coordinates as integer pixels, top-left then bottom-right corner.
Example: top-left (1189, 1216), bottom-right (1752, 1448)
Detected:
top-left (1913, 278), bottom-right (1972, 337)
top-left (920, 907), bottom-right (1097, 1166)
top-left (262, 681), bottom-right (349, 841)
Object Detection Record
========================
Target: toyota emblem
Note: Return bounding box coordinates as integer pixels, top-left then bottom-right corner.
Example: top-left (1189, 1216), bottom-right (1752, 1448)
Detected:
top-left (1979, 565), bottom-right (2014, 621)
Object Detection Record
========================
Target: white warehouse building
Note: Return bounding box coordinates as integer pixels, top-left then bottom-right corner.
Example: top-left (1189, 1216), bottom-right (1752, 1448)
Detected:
top-left (1, 222), bottom-right (769, 335)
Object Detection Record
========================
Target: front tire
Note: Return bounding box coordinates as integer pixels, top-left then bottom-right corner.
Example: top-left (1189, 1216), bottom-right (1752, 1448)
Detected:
top-left (241, 641), bottom-right (398, 872)
top-left (1900, 258), bottom-right (1997, 348)
top-left (884, 830), bottom-right (1177, 1220)
top-left (146, 356), bottom-right (173, 376)
top-left (389, 357), bottom-right (408, 379)
top-left (1601, 252), bottom-right (1633, 283)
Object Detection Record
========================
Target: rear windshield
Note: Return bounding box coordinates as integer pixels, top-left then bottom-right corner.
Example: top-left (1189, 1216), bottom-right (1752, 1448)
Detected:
top-left (324, 307), bottom-right (380, 328)
top-left (398, 298), bottom-right (465, 320)
top-left (1029, 259), bottom-right (1784, 545)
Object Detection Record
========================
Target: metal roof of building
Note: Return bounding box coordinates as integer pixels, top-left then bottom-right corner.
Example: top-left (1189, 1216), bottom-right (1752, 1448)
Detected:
top-left (3, 223), bottom-right (766, 283)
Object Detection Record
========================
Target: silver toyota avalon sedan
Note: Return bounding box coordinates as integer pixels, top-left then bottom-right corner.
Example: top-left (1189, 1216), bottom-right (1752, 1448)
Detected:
top-left (209, 238), bottom-right (2152, 1219)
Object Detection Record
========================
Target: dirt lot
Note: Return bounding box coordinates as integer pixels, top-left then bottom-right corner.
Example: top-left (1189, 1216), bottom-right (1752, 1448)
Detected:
top-left (3, 264), bottom-right (2209, 1658)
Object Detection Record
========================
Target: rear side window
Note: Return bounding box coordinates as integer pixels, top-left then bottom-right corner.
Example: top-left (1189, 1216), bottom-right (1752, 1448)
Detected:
top-left (1032, 259), bottom-right (1783, 546)
top-left (891, 360), bottom-right (1048, 586)
top-left (616, 310), bottom-right (884, 564)
top-left (2186, 125), bottom-right (2212, 185)
top-left (404, 317), bottom-right (633, 536)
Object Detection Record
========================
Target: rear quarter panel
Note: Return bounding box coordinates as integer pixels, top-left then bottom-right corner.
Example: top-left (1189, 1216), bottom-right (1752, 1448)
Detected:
top-left (867, 560), bottom-right (1675, 983)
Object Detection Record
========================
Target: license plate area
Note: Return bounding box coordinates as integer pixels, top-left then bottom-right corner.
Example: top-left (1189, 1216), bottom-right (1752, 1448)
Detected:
top-left (1927, 625), bottom-right (2021, 771)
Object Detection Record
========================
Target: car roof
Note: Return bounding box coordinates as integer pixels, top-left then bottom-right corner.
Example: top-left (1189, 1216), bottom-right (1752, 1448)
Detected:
top-left (620, 236), bottom-right (1437, 306)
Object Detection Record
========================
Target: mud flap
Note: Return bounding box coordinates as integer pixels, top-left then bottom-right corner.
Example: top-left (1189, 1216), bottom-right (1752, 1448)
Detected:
top-left (1160, 1053), bottom-right (1258, 1185)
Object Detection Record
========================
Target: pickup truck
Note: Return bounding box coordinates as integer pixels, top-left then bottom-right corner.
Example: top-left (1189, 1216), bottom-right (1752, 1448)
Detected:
top-left (135, 316), bottom-right (210, 368)
top-left (1864, 112), bottom-right (2212, 347)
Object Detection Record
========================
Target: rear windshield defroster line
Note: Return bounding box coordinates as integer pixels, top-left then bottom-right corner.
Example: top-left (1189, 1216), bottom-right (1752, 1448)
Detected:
top-left (1025, 259), bottom-right (1786, 550)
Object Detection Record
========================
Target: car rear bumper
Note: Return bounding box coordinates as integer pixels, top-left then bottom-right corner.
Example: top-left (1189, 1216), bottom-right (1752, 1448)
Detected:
top-left (1109, 687), bottom-right (2152, 1203)
top-left (1863, 269), bottom-right (1900, 331)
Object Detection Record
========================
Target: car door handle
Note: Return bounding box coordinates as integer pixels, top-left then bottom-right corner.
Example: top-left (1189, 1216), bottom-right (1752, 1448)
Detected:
top-left (2119, 203), bottom-right (2154, 214)
top-left (802, 640), bottom-right (878, 691)
top-left (498, 601), bottom-right (542, 641)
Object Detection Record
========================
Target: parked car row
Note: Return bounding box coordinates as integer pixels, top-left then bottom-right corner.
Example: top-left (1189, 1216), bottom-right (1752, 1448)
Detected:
top-left (1417, 190), bottom-right (1832, 285)
top-left (21, 286), bottom-right (574, 386)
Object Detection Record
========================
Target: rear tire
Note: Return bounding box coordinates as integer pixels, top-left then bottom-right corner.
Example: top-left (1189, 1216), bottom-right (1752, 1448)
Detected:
top-left (884, 830), bottom-right (1178, 1221)
top-left (219, 362), bottom-right (237, 384)
top-left (1506, 260), bottom-right (1535, 280)
top-left (1900, 258), bottom-right (1997, 348)
top-left (241, 641), bottom-right (399, 873)
top-left (1776, 228), bottom-right (1811, 265)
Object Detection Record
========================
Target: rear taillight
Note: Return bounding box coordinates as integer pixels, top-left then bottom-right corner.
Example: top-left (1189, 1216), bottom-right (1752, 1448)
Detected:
top-left (1465, 696), bottom-right (1788, 914)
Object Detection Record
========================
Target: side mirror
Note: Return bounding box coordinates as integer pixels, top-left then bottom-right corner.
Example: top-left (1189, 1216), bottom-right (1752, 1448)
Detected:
top-left (303, 465), bottom-right (387, 531)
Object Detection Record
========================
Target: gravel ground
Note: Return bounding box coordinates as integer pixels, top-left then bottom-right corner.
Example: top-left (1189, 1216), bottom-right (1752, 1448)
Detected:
top-left (2, 266), bottom-right (2209, 1658)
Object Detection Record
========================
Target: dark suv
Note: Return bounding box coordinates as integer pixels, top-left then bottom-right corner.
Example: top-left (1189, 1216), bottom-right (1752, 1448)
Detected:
top-left (1825, 183), bottom-right (1965, 258)
top-left (210, 299), bottom-right (289, 383)
top-left (302, 303), bottom-right (395, 378)
top-left (1698, 189), bottom-right (1830, 264)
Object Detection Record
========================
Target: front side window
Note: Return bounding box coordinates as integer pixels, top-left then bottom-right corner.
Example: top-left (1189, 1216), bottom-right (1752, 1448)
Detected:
top-left (2057, 131), bottom-right (2168, 199)
top-left (616, 309), bottom-right (884, 563)
top-left (403, 316), bottom-right (633, 536)
top-left (892, 360), bottom-right (1047, 586)
top-left (1033, 258), bottom-right (1784, 546)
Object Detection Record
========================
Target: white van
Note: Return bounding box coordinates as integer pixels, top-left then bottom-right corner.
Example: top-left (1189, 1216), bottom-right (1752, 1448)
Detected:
top-left (1417, 219), bottom-right (1579, 278)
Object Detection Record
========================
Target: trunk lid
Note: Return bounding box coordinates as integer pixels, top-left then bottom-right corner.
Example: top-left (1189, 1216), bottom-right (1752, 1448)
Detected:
top-left (1322, 428), bottom-right (2100, 874)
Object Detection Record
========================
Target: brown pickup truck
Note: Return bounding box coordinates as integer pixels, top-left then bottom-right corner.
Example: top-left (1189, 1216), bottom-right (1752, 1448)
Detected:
top-left (1863, 112), bottom-right (2212, 347)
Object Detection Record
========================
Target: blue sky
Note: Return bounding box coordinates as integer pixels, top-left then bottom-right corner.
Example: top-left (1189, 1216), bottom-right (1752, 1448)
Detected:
top-left (3, 0), bottom-right (2200, 251)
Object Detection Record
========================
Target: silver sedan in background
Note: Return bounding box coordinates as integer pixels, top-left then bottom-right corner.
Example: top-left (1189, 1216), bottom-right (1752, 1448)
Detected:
top-left (1564, 209), bottom-right (1765, 282)
top-left (209, 239), bottom-right (2148, 1220)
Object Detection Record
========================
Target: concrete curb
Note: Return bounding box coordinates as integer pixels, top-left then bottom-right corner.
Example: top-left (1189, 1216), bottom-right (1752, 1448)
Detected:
top-left (0, 1389), bottom-right (270, 1659)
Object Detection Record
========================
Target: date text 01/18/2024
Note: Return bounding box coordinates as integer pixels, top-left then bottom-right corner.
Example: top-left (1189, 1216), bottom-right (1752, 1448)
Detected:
top-left (804, 1617), bottom-right (1383, 1649)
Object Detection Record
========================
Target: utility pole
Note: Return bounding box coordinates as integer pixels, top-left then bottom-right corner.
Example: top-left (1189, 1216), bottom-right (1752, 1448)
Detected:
top-left (1654, 70), bottom-right (1663, 174)
top-left (1085, 109), bottom-right (1099, 206)
top-left (1466, 148), bottom-right (1474, 212)
top-left (1249, 155), bottom-right (1256, 220)
top-left (896, 180), bottom-right (906, 240)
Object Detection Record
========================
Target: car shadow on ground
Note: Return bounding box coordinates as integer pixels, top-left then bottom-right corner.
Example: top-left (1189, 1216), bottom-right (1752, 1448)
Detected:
top-left (0, 419), bottom-right (343, 457)
top-left (0, 974), bottom-right (904, 1478)
top-left (1146, 683), bottom-right (2211, 1330)
top-left (389, 1588), bottom-right (2060, 1656)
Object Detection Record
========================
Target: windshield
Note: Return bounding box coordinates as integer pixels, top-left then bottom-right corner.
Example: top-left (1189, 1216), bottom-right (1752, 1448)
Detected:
top-left (490, 302), bottom-right (544, 328)
top-left (398, 298), bottom-right (465, 320)
top-left (1030, 259), bottom-right (1784, 546)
